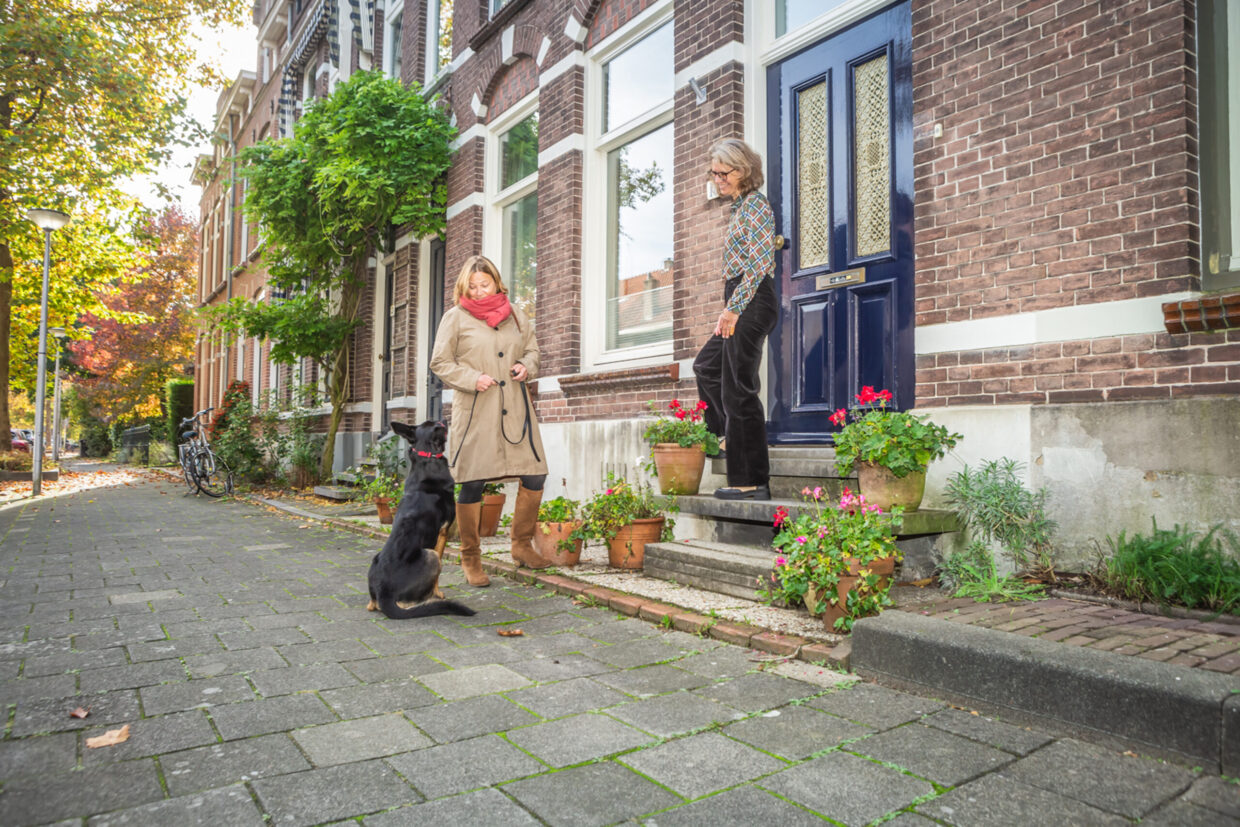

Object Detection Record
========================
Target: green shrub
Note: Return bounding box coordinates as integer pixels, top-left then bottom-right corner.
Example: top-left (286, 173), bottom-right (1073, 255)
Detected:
top-left (211, 381), bottom-right (266, 482)
top-left (79, 417), bottom-right (112, 458)
top-left (0, 450), bottom-right (33, 471)
top-left (945, 458), bottom-right (1057, 578)
top-left (1104, 519), bottom-right (1240, 615)
top-left (147, 440), bottom-right (178, 467)
top-left (166, 379), bottom-right (194, 443)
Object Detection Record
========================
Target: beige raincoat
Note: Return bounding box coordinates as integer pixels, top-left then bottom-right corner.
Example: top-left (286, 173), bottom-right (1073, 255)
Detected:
top-left (429, 304), bottom-right (548, 483)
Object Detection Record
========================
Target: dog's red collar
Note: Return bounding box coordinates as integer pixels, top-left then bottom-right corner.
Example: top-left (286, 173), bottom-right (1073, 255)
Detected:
top-left (416, 450), bottom-right (444, 459)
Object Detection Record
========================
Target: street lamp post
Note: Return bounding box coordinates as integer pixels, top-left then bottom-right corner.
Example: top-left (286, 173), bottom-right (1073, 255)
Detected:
top-left (50, 326), bottom-right (66, 463)
top-left (26, 208), bottom-right (71, 495)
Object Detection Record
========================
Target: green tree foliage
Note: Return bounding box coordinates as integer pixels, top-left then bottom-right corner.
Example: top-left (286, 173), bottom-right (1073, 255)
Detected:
top-left (0, 0), bottom-right (249, 448)
top-left (215, 70), bottom-right (455, 476)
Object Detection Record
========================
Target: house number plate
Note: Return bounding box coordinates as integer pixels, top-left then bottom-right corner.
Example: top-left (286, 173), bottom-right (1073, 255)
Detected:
top-left (815, 267), bottom-right (866, 290)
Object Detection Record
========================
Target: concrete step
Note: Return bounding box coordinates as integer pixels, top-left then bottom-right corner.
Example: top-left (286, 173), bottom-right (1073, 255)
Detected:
top-left (313, 484), bottom-right (358, 502)
top-left (643, 540), bottom-right (778, 602)
top-left (852, 610), bottom-right (1240, 775)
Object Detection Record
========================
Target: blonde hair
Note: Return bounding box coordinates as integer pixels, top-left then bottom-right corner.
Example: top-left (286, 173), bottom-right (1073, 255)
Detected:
top-left (710, 138), bottom-right (764, 195)
top-left (453, 255), bottom-right (508, 304)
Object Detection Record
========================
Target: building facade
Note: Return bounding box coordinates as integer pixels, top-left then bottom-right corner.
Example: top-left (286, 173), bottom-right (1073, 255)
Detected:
top-left (196, 0), bottom-right (1240, 562)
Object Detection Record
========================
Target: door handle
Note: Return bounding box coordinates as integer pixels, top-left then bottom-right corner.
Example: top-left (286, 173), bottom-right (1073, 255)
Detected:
top-left (774, 234), bottom-right (787, 250)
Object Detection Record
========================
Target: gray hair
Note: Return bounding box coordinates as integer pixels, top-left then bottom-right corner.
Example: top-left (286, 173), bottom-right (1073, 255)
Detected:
top-left (710, 138), bottom-right (764, 194)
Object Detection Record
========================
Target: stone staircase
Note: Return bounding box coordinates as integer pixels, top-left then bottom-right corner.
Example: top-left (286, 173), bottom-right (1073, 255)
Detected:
top-left (644, 447), bottom-right (959, 601)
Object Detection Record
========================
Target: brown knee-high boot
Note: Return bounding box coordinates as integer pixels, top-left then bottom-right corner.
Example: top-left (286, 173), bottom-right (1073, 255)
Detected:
top-left (454, 501), bottom-right (490, 587)
top-left (510, 484), bottom-right (551, 569)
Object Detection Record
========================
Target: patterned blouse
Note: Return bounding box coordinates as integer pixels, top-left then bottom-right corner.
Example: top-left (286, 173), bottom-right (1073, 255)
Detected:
top-left (722, 190), bottom-right (776, 314)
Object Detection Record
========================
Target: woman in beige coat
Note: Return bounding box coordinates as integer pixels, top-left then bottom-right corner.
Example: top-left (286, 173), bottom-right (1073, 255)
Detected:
top-left (430, 255), bottom-right (550, 585)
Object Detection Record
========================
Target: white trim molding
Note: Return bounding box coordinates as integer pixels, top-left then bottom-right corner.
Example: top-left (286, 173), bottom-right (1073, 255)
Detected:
top-left (673, 42), bottom-right (745, 90)
top-left (446, 192), bottom-right (485, 220)
top-left (386, 395), bottom-right (417, 409)
top-left (540, 50), bottom-right (584, 87)
top-left (915, 292), bottom-right (1198, 355)
top-left (538, 133), bottom-right (584, 166)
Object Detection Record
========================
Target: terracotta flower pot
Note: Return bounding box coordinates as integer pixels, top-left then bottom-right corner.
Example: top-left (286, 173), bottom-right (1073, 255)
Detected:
top-left (804, 583), bottom-right (826, 617)
top-left (535, 520), bottom-right (583, 566)
top-left (606, 517), bottom-right (664, 569)
top-left (374, 496), bottom-right (394, 525)
top-left (479, 493), bottom-right (506, 537)
top-left (822, 575), bottom-right (857, 632)
top-left (651, 443), bottom-right (706, 495)
top-left (857, 462), bottom-right (926, 511)
top-left (845, 554), bottom-right (897, 592)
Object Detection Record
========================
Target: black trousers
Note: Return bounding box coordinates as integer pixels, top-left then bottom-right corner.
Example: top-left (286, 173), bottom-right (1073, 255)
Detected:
top-left (693, 277), bottom-right (778, 487)
top-left (457, 475), bottom-right (545, 504)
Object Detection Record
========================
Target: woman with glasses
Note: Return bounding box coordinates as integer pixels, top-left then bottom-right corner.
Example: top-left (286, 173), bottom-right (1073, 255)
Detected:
top-left (693, 138), bottom-right (778, 500)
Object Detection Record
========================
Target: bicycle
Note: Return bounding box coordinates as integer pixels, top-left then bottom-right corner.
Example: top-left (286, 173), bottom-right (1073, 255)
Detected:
top-left (177, 408), bottom-right (233, 497)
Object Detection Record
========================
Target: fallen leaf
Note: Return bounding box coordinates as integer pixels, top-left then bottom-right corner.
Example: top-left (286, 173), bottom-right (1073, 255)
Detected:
top-left (86, 724), bottom-right (130, 748)
top-left (970, 710), bottom-right (980, 716)
top-left (497, 629), bottom-right (524, 637)
top-left (911, 578), bottom-right (934, 587)
top-left (69, 706), bottom-right (91, 719)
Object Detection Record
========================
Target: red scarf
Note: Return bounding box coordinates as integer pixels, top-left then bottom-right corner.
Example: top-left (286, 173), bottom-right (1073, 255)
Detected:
top-left (460, 293), bottom-right (512, 328)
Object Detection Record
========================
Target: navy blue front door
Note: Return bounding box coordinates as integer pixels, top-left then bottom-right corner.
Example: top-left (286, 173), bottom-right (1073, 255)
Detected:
top-left (766, 1), bottom-right (913, 443)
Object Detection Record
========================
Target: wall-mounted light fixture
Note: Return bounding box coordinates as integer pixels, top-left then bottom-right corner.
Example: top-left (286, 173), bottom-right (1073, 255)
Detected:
top-left (688, 77), bottom-right (707, 105)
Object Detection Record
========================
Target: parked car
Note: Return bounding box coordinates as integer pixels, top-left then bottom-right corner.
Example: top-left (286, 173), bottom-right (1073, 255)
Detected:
top-left (9, 430), bottom-right (30, 452)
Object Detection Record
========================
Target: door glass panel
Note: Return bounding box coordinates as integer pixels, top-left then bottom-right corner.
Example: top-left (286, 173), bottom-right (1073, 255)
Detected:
top-left (854, 53), bottom-right (891, 258)
top-left (503, 191), bottom-right (537, 319)
top-left (777, 0), bottom-right (850, 37)
top-left (603, 23), bottom-right (673, 132)
top-left (797, 79), bottom-right (830, 271)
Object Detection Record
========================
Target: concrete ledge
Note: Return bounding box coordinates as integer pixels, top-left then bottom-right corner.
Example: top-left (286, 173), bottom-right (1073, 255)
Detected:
top-left (851, 611), bottom-right (1238, 774)
top-left (0, 469), bottom-right (59, 482)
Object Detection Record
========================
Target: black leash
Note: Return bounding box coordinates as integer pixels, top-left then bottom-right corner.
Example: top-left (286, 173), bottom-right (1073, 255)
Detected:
top-left (447, 379), bottom-right (540, 467)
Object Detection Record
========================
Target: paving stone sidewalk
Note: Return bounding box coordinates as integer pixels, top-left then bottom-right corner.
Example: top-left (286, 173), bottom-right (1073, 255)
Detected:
top-left (0, 468), bottom-right (1237, 825)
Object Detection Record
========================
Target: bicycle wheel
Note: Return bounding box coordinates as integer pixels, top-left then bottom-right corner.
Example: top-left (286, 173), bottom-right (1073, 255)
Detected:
top-left (195, 452), bottom-right (233, 498)
top-left (179, 446), bottom-right (198, 492)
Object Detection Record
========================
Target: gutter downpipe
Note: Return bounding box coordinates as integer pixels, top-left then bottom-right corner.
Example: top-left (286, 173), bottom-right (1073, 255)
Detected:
top-left (222, 114), bottom-right (237, 390)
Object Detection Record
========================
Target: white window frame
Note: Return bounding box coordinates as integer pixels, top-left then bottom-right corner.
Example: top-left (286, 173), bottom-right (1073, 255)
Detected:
top-left (484, 92), bottom-right (539, 309)
top-left (424, 0), bottom-right (452, 85)
top-left (385, 0), bottom-right (405, 81)
top-left (582, 1), bottom-right (675, 370)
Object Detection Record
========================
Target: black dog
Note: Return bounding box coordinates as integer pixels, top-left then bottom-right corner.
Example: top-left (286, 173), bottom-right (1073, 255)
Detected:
top-left (367, 421), bottom-right (474, 619)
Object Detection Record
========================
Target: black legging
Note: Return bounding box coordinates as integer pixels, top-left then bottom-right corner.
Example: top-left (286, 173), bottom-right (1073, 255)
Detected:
top-left (457, 475), bottom-right (545, 504)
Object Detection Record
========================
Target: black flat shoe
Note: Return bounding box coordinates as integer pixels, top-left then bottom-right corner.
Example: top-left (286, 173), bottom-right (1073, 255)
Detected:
top-left (713, 485), bottom-right (771, 501)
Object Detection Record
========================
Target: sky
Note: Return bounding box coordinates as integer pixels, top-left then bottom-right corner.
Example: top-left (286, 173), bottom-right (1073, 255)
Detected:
top-left (121, 20), bottom-right (257, 217)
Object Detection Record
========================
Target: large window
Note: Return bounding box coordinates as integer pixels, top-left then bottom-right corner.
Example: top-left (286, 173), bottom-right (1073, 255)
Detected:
top-left (425, 0), bottom-right (452, 83)
top-left (490, 0), bottom-right (512, 17)
top-left (1200, 0), bottom-right (1240, 290)
top-left (386, 2), bottom-right (404, 81)
top-left (596, 21), bottom-right (674, 352)
top-left (497, 112), bottom-right (538, 318)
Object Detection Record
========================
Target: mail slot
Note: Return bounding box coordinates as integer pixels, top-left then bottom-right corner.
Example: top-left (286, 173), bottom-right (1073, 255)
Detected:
top-left (815, 267), bottom-right (866, 290)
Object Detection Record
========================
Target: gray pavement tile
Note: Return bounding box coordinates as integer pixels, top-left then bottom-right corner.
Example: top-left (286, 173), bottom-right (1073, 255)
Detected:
top-left (805, 682), bottom-right (946, 729)
top-left (127, 634), bottom-right (224, 663)
top-left (642, 784), bottom-right (827, 826)
top-left (248, 663), bottom-right (360, 696)
top-left (385, 734), bottom-right (546, 798)
top-left (277, 638), bottom-right (376, 664)
top-left (502, 612), bottom-right (597, 637)
top-left (163, 617), bottom-right (255, 639)
top-left (0, 673), bottom-right (78, 705)
top-left (0, 731), bottom-right (78, 780)
top-left (219, 627), bottom-right (312, 650)
top-left (209, 693), bottom-right (338, 740)
top-left (357, 631), bottom-right (455, 656)
top-left (461, 606), bottom-right (529, 625)
top-left (1182, 776), bottom-right (1240, 818)
top-left (163, 733), bottom-right (312, 796)
top-left (0, 758), bottom-right (165, 825)
top-left (430, 642), bottom-right (523, 668)
top-left (878, 812), bottom-right (940, 826)
top-left (923, 707), bottom-right (1054, 756)
top-left (82, 709), bottom-right (218, 765)
top-left (183, 647), bottom-right (287, 678)
top-left (586, 637), bottom-right (689, 668)
top-left (320, 678), bottom-right (440, 717)
top-left (285, 618), bottom-right (380, 640)
top-left (21, 645), bottom-right (128, 677)
top-left (759, 751), bottom-right (934, 825)
top-left (246, 611), bottom-right (327, 630)
top-left (343, 652), bottom-right (447, 683)
top-left (364, 787), bottom-right (541, 827)
top-left (593, 665), bottom-right (711, 697)
top-left (503, 760), bottom-right (681, 827)
top-left (500, 630), bottom-right (605, 657)
top-left (138, 675), bottom-right (256, 715)
top-left (1003, 739), bottom-right (1196, 818)
top-left (405, 694), bottom-right (540, 743)
top-left (723, 704), bottom-right (873, 759)
top-left (293, 712), bottom-right (433, 764)
top-left (689, 671), bottom-right (820, 713)
top-left (86, 784), bottom-right (265, 827)
top-left (78, 660), bottom-right (188, 693)
top-left (10, 689), bottom-right (140, 737)
top-left (916, 773), bottom-right (1129, 826)
top-left (620, 731), bottom-right (787, 799)
top-left (657, 630), bottom-right (726, 652)
top-left (1139, 799), bottom-right (1240, 827)
top-left (196, 602), bottom-right (276, 620)
top-left (584, 618), bottom-right (662, 644)
top-left (507, 652), bottom-right (616, 682)
top-left (432, 622), bottom-right (516, 647)
top-left (251, 758), bottom-right (421, 827)
top-left (505, 677), bottom-right (631, 719)
top-left (505, 712), bottom-right (655, 767)
top-left (847, 723), bottom-right (1015, 786)
top-left (418, 663), bottom-right (533, 700)
top-left (606, 691), bottom-right (746, 737)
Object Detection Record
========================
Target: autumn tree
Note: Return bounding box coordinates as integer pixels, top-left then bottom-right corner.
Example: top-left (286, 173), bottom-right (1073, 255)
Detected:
top-left (215, 71), bottom-right (455, 477)
top-left (69, 206), bottom-right (198, 427)
top-left (0, 0), bottom-right (248, 449)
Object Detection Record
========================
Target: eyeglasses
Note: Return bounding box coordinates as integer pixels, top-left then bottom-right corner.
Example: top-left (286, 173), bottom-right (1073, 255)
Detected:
top-left (708, 167), bottom-right (736, 180)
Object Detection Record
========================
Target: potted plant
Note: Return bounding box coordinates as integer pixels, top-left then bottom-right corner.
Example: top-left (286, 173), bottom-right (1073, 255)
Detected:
top-left (535, 495), bottom-right (584, 566)
top-left (830, 386), bottom-right (962, 511)
top-left (578, 473), bottom-right (676, 569)
top-left (479, 482), bottom-right (507, 537)
top-left (359, 472), bottom-right (404, 525)
top-left (758, 486), bottom-right (904, 632)
top-left (641, 399), bottom-right (721, 495)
